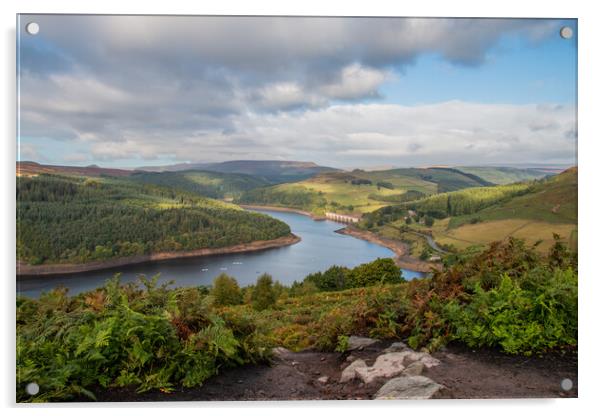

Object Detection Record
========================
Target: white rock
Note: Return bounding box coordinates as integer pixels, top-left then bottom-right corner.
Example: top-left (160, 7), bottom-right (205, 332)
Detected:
top-left (317, 376), bottom-right (329, 384)
top-left (354, 353), bottom-right (406, 384)
top-left (374, 376), bottom-right (444, 400)
top-left (340, 359), bottom-right (367, 383)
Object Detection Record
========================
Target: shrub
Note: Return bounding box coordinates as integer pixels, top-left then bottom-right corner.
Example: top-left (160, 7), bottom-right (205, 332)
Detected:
top-left (16, 275), bottom-right (270, 402)
top-left (445, 268), bottom-right (577, 355)
top-left (251, 274), bottom-right (277, 311)
top-left (211, 274), bottom-right (242, 306)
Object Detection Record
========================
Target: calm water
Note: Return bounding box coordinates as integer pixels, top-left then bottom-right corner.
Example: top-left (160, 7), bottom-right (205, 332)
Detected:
top-left (17, 209), bottom-right (424, 298)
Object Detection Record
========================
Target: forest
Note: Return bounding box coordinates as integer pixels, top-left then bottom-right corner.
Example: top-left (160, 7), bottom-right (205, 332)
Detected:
top-left (17, 174), bottom-right (290, 265)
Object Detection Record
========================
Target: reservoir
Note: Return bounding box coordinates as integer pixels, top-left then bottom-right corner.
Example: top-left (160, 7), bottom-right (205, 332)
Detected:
top-left (17, 208), bottom-right (424, 298)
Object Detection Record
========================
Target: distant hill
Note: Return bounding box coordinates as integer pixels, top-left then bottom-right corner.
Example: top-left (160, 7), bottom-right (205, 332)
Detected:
top-left (236, 167), bottom-right (493, 215)
top-left (129, 170), bottom-right (271, 199)
top-left (137, 160), bottom-right (339, 183)
top-left (455, 166), bottom-right (551, 185)
top-left (17, 161), bottom-right (133, 178)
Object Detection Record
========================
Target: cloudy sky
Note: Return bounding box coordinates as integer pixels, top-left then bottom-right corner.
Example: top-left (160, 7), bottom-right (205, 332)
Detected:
top-left (17, 15), bottom-right (577, 169)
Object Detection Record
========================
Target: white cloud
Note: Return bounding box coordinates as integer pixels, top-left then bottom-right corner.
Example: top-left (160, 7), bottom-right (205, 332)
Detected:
top-left (56, 101), bottom-right (576, 167)
top-left (319, 64), bottom-right (391, 100)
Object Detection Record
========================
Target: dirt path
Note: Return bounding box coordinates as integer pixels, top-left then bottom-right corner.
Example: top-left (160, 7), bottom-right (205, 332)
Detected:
top-left (90, 342), bottom-right (577, 402)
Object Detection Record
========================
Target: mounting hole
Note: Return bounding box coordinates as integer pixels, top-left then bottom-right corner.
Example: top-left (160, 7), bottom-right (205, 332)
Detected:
top-left (26, 22), bottom-right (40, 35)
top-left (560, 26), bottom-right (573, 39)
top-left (560, 378), bottom-right (573, 391)
top-left (25, 382), bottom-right (40, 395)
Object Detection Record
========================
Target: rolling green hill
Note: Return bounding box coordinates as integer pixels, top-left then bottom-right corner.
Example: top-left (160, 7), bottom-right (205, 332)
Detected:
top-left (362, 168), bottom-right (577, 253)
top-left (128, 170), bottom-right (271, 199)
top-left (455, 166), bottom-right (550, 185)
top-left (236, 167), bottom-right (492, 215)
top-left (17, 174), bottom-right (291, 266)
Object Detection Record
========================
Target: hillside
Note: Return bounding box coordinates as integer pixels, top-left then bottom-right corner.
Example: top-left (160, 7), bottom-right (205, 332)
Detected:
top-left (455, 166), bottom-right (550, 185)
top-left (17, 161), bottom-right (133, 177)
top-left (236, 167), bottom-right (492, 215)
top-left (16, 174), bottom-right (291, 267)
top-left (362, 168), bottom-right (577, 254)
top-left (138, 160), bottom-right (339, 184)
top-left (17, 240), bottom-right (577, 402)
top-left (128, 170), bottom-right (270, 199)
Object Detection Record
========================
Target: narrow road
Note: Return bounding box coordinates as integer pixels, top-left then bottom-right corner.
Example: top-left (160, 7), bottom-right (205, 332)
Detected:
top-left (413, 231), bottom-right (448, 254)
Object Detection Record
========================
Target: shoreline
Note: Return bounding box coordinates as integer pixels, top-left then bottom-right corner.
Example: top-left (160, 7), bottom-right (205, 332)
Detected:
top-left (336, 226), bottom-right (441, 273)
top-left (243, 204), bottom-right (440, 273)
top-left (17, 234), bottom-right (301, 278)
top-left (239, 204), bottom-right (327, 220)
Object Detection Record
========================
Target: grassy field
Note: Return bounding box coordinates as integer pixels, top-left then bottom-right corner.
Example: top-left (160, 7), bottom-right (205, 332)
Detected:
top-left (433, 219), bottom-right (576, 252)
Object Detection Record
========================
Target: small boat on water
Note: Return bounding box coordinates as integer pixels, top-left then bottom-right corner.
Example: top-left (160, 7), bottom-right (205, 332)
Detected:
top-left (220, 267), bottom-right (228, 271)
top-left (232, 261), bottom-right (243, 265)
top-left (201, 268), bottom-right (209, 272)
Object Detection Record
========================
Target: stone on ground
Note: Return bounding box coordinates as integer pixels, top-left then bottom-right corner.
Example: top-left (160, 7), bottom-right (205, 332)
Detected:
top-left (340, 359), bottom-right (367, 383)
top-left (402, 361), bottom-right (424, 376)
top-left (346, 336), bottom-right (378, 351)
top-left (383, 342), bottom-right (409, 353)
top-left (354, 352), bottom-right (406, 384)
top-left (317, 376), bottom-right (329, 384)
top-left (401, 351), bottom-right (441, 368)
top-left (374, 375), bottom-right (444, 400)
top-left (271, 347), bottom-right (292, 360)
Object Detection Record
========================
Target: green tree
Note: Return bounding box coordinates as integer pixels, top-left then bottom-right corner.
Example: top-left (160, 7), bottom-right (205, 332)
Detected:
top-left (211, 274), bottom-right (242, 306)
top-left (251, 274), bottom-right (277, 310)
top-left (349, 258), bottom-right (403, 287)
top-left (424, 216), bottom-right (434, 227)
top-left (304, 265), bottom-right (349, 291)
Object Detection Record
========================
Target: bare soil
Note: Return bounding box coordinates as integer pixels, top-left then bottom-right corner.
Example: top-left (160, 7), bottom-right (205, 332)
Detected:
top-left (89, 342), bottom-right (577, 402)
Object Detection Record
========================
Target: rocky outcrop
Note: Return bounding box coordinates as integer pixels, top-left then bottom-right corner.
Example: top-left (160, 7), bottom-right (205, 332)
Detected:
top-left (374, 375), bottom-right (444, 400)
top-left (355, 353), bottom-right (407, 384)
top-left (340, 359), bottom-right (367, 383)
top-left (338, 340), bottom-right (444, 399)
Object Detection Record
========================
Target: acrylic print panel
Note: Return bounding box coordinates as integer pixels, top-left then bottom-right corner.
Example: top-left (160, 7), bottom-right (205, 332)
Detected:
top-left (16, 15), bottom-right (577, 402)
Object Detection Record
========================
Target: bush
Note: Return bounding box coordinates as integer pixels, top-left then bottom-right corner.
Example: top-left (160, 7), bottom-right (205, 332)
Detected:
top-left (349, 258), bottom-right (403, 287)
top-left (211, 274), bottom-right (242, 306)
top-left (445, 268), bottom-right (577, 355)
top-left (251, 274), bottom-right (277, 311)
top-left (16, 275), bottom-right (271, 402)
top-left (405, 237), bottom-right (578, 354)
